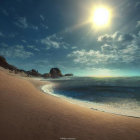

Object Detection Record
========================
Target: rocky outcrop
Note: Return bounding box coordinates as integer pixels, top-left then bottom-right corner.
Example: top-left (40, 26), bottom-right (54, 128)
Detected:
top-left (0, 56), bottom-right (42, 77)
top-left (50, 68), bottom-right (63, 78)
top-left (0, 56), bottom-right (73, 78)
top-left (26, 69), bottom-right (42, 77)
top-left (42, 73), bottom-right (51, 78)
top-left (65, 74), bottom-right (73, 76)
top-left (0, 56), bottom-right (17, 71)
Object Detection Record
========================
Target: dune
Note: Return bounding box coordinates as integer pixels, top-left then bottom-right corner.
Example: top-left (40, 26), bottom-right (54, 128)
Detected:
top-left (0, 69), bottom-right (140, 140)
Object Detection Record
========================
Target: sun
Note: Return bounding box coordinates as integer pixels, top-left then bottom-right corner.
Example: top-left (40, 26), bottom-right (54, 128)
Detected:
top-left (93, 7), bottom-right (111, 27)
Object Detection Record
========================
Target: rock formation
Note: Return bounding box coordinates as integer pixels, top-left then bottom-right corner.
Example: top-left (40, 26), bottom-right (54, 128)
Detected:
top-left (50, 68), bottom-right (63, 78)
top-left (0, 56), bottom-right (73, 78)
top-left (0, 56), bottom-right (41, 77)
top-left (42, 73), bottom-right (51, 78)
top-left (0, 56), bottom-right (17, 71)
top-left (64, 74), bottom-right (73, 76)
top-left (26, 69), bottom-right (42, 77)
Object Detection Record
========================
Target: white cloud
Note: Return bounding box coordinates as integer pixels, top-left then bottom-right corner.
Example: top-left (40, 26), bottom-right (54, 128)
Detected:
top-left (68, 48), bottom-right (137, 65)
top-left (22, 40), bottom-right (27, 43)
top-left (97, 32), bottom-right (134, 44)
top-left (15, 17), bottom-right (38, 30)
top-left (15, 17), bottom-right (28, 29)
top-left (0, 43), bottom-right (33, 59)
top-left (136, 21), bottom-right (140, 28)
top-left (0, 32), bottom-right (16, 38)
top-left (68, 31), bottom-right (140, 66)
top-left (68, 49), bottom-right (115, 65)
top-left (41, 37), bottom-right (60, 49)
top-left (27, 45), bottom-right (40, 51)
top-left (40, 15), bottom-right (45, 21)
top-left (101, 44), bottom-right (115, 53)
top-left (98, 34), bottom-right (113, 43)
top-left (0, 32), bottom-right (4, 37)
top-left (72, 46), bottom-right (77, 49)
top-left (41, 34), bottom-right (69, 49)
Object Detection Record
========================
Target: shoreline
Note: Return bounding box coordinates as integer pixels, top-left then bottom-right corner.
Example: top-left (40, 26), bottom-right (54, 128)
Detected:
top-left (0, 69), bottom-right (140, 140)
top-left (41, 83), bottom-right (140, 119)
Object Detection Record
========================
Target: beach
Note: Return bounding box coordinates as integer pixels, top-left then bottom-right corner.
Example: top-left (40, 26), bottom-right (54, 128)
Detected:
top-left (0, 69), bottom-right (140, 140)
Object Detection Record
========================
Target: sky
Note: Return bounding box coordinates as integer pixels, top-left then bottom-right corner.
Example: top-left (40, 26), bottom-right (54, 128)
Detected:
top-left (0, 0), bottom-right (140, 76)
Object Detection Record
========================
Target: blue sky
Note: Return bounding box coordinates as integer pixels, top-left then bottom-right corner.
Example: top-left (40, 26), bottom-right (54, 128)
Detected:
top-left (0, 0), bottom-right (140, 76)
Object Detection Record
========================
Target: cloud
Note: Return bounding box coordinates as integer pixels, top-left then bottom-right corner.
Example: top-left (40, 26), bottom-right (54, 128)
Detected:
top-left (68, 31), bottom-right (140, 67)
top-left (15, 17), bottom-right (38, 30)
top-left (31, 25), bottom-right (38, 30)
top-left (40, 15), bottom-right (45, 21)
top-left (0, 32), bottom-right (4, 37)
top-left (101, 44), bottom-right (115, 53)
top-left (27, 45), bottom-right (40, 51)
top-left (68, 49), bottom-right (115, 65)
top-left (15, 17), bottom-right (28, 29)
top-left (41, 34), bottom-right (69, 49)
top-left (0, 32), bottom-right (17, 38)
top-left (41, 23), bottom-right (48, 30)
top-left (136, 21), bottom-right (140, 28)
top-left (22, 40), bottom-right (27, 43)
top-left (97, 34), bottom-right (114, 43)
top-left (97, 31), bottom-right (135, 51)
top-left (117, 33), bottom-right (134, 42)
top-left (98, 32), bottom-right (134, 44)
top-left (72, 46), bottom-right (77, 49)
top-left (0, 43), bottom-right (33, 59)
top-left (135, 2), bottom-right (140, 7)
top-left (68, 48), bottom-right (137, 66)
top-left (1, 9), bottom-right (9, 16)
top-left (41, 36), bottom-right (60, 49)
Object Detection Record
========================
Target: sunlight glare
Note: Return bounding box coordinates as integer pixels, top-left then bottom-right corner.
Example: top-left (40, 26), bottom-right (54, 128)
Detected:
top-left (93, 7), bottom-right (111, 27)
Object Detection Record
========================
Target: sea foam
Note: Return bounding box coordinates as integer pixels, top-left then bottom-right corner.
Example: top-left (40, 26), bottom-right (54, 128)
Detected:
top-left (41, 76), bottom-right (140, 118)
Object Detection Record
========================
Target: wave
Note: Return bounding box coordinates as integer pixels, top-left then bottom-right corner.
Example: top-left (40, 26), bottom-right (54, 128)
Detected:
top-left (41, 77), bottom-right (140, 118)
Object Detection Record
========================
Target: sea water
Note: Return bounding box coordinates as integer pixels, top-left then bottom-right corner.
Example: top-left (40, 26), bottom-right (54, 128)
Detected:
top-left (42, 76), bottom-right (140, 118)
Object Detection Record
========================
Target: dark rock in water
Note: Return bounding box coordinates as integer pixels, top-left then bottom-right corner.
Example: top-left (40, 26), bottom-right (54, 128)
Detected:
top-left (42, 73), bottom-right (51, 78)
top-left (65, 74), bottom-right (73, 76)
top-left (50, 68), bottom-right (62, 78)
top-left (26, 69), bottom-right (42, 77)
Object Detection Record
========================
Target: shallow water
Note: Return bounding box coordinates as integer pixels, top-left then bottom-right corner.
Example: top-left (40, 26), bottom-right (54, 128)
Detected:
top-left (42, 76), bottom-right (140, 117)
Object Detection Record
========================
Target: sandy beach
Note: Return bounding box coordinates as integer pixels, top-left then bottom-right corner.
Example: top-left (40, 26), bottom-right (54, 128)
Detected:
top-left (0, 69), bottom-right (140, 140)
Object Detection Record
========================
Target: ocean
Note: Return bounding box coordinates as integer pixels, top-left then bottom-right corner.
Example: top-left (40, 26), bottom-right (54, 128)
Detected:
top-left (42, 76), bottom-right (140, 118)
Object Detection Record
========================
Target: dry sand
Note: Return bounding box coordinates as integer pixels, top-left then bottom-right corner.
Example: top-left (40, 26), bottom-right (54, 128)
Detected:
top-left (0, 69), bottom-right (140, 140)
